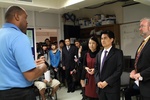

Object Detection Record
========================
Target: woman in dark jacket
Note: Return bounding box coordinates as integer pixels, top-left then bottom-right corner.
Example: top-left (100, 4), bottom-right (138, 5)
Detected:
top-left (81, 36), bottom-right (100, 100)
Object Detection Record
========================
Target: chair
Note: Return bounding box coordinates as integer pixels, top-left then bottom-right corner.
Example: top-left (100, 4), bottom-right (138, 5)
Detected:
top-left (34, 86), bottom-right (57, 100)
top-left (120, 71), bottom-right (130, 100)
top-left (33, 86), bottom-right (41, 100)
top-left (46, 86), bottom-right (57, 100)
top-left (120, 72), bottom-right (141, 100)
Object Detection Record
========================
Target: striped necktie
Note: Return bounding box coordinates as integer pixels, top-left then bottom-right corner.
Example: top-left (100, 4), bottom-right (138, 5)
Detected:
top-left (134, 40), bottom-right (146, 68)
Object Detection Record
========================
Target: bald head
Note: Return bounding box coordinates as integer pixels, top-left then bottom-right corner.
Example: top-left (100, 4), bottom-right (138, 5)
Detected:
top-left (5, 6), bottom-right (25, 22)
top-left (5, 6), bottom-right (28, 33)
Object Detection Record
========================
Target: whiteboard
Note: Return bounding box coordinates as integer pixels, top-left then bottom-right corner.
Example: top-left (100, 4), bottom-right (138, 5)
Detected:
top-left (120, 22), bottom-right (143, 58)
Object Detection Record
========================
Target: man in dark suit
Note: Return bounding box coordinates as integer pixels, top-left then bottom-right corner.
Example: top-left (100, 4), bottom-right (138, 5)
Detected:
top-left (94, 30), bottom-right (123, 100)
top-left (62, 38), bottom-right (78, 93)
top-left (130, 18), bottom-right (150, 100)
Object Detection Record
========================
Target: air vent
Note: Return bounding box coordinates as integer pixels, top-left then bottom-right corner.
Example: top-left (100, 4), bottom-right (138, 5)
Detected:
top-left (16, 0), bottom-right (32, 2)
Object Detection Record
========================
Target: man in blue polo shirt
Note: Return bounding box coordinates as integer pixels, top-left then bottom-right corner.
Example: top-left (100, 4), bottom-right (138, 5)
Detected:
top-left (0, 6), bottom-right (47, 100)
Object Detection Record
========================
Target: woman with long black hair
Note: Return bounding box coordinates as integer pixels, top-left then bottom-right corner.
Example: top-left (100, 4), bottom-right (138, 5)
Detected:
top-left (81, 36), bottom-right (100, 100)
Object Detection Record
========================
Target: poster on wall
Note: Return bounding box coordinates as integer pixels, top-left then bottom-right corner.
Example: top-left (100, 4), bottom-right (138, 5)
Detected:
top-left (70, 38), bottom-right (76, 44)
top-left (26, 28), bottom-right (35, 59)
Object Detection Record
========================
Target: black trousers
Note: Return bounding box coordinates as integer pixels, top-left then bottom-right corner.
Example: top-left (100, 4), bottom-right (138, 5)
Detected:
top-left (0, 87), bottom-right (36, 100)
top-left (124, 85), bottom-right (140, 100)
top-left (58, 67), bottom-right (66, 86)
top-left (65, 69), bottom-right (75, 92)
top-left (141, 96), bottom-right (150, 100)
top-left (98, 91), bottom-right (120, 100)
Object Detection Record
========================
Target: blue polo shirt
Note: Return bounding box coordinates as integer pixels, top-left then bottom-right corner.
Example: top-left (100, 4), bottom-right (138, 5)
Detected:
top-left (0, 23), bottom-right (36, 90)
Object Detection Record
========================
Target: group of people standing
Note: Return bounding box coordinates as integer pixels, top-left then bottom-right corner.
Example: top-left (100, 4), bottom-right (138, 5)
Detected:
top-left (1, 5), bottom-right (150, 100)
top-left (38, 30), bottom-right (123, 100)
top-left (79, 30), bottom-right (123, 100)
top-left (54, 17), bottom-right (150, 100)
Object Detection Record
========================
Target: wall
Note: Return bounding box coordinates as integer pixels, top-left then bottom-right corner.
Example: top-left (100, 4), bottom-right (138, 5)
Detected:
top-left (123, 4), bottom-right (150, 23)
top-left (33, 12), bottom-right (63, 45)
top-left (0, 8), bottom-right (59, 29)
top-left (0, 8), bottom-right (61, 34)
top-left (0, 7), bottom-right (63, 42)
top-left (71, 3), bottom-right (150, 59)
top-left (72, 2), bottom-right (124, 24)
top-left (0, 8), bottom-right (4, 27)
top-left (26, 10), bottom-right (35, 27)
top-left (35, 12), bottom-right (59, 29)
top-left (72, 3), bottom-right (150, 24)
top-left (36, 32), bottom-right (58, 42)
top-left (0, 7), bottom-right (63, 56)
top-left (120, 3), bottom-right (150, 58)
top-left (0, 8), bottom-right (34, 27)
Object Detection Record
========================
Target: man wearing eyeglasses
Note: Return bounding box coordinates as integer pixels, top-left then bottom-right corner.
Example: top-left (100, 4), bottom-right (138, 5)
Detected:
top-left (130, 17), bottom-right (150, 100)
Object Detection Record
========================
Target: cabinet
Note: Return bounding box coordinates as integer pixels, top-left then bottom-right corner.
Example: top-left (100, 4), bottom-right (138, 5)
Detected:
top-left (64, 25), bottom-right (80, 39)
top-left (80, 24), bottom-right (120, 46)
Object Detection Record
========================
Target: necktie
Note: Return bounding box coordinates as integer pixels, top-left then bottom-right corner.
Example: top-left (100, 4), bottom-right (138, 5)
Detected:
top-left (67, 46), bottom-right (70, 51)
top-left (100, 50), bottom-right (108, 72)
top-left (134, 40), bottom-right (146, 68)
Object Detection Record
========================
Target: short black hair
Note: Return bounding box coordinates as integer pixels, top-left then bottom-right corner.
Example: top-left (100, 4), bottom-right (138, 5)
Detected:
top-left (100, 30), bottom-right (115, 39)
top-left (51, 41), bottom-right (57, 45)
top-left (5, 6), bottom-right (24, 22)
top-left (44, 38), bottom-right (50, 42)
top-left (65, 38), bottom-right (70, 40)
top-left (74, 39), bottom-right (81, 43)
top-left (81, 41), bottom-right (88, 51)
top-left (41, 42), bottom-right (47, 47)
top-left (59, 40), bottom-right (64, 44)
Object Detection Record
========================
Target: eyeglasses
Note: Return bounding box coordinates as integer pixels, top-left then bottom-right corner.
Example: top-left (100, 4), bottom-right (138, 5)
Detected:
top-left (139, 25), bottom-right (147, 28)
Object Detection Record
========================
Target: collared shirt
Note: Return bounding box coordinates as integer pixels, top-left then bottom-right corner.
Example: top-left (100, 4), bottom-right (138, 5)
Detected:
top-left (66, 45), bottom-right (70, 50)
top-left (0, 23), bottom-right (36, 90)
top-left (143, 35), bottom-right (150, 46)
top-left (144, 35), bottom-right (150, 41)
top-left (100, 46), bottom-right (112, 66)
top-left (137, 35), bottom-right (150, 53)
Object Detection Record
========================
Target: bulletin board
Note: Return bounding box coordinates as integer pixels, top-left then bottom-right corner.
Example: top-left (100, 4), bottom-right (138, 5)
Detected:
top-left (120, 21), bottom-right (143, 58)
top-left (26, 28), bottom-right (35, 59)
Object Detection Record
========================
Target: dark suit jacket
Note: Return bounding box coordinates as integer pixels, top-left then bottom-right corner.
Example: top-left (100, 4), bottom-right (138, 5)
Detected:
top-left (62, 45), bottom-right (77, 70)
top-left (94, 47), bottom-right (123, 93)
top-left (136, 39), bottom-right (150, 97)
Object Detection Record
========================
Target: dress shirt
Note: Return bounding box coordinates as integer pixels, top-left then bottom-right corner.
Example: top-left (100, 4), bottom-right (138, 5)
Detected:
top-left (100, 46), bottom-right (112, 65)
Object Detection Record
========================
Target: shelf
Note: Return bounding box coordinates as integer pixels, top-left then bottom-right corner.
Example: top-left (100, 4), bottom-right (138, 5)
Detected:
top-left (80, 24), bottom-right (120, 46)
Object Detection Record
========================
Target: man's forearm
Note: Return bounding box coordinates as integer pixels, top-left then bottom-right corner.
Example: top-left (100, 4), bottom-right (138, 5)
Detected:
top-left (23, 63), bottom-right (47, 81)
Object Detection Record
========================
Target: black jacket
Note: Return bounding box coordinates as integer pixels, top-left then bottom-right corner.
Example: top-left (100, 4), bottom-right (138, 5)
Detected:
top-left (94, 47), bottom-right (123, 93)
top-left (136, 39), bottom-right (150, 97)
top-left (62, 45), bottom-right (77, 70)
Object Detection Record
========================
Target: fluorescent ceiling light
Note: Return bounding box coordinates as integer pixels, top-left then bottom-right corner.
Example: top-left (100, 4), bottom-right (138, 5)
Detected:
top-left (63, 0), bottom-right (85, 7)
